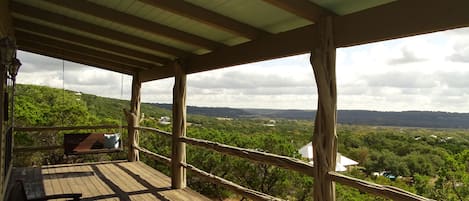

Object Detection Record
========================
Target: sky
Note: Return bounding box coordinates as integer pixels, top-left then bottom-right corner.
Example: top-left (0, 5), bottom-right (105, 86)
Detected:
top-left (16, 27), bottom-right (469, 112)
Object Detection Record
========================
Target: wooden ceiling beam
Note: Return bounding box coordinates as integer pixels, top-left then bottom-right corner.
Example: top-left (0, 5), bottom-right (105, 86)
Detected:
top-left (334, 0), bottom-right (469, 47)
top-left (18, 40), bottom-right (136, 75)
top-left (138, 0), bottom-right (268, 39)
top-left (16, 31), bottom-right (156, 70)
top-left (43, 0), bottom-right (225, 50)
top-left (11, 2), bottom-right (189, 58)
top-left (140, 0), bottom-right (469, 82)
top-left (14, 19), bottom-right (170, 65)
top-left (185, 25), bottom-right (320, 75)
top-left (262, 0), bottom-right (333, 22)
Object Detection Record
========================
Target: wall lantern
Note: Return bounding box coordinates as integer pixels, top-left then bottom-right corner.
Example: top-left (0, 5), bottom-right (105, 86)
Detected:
top-left (9, 58), bottom-right (21, 79)
top-left (0, 37), bottom-right (20, 79)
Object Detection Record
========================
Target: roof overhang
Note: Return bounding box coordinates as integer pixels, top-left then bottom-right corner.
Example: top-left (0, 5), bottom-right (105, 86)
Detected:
top-left (6, 0), bottom-right (469, 81)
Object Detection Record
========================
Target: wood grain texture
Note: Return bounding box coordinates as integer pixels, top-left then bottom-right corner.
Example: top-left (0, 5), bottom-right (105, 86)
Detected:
top-left (182, 162), bottom-right (285, 201)
top-left (136, 146), bottom-right (171, 165)
top-left (139, 0), bottom-right (267, 39)
top-left (310, 17), bottom-right (337, 201)
top-left (262, 0), bottom-right (332, 22)
top-left (127, 73), bottom-right (142, 162)
top-left (180, 136), bottom-right (315, 177)
top-left (329, 172), bottom-right (434, 201)
top-left (11, 1), bottom-right (189, 58)
top-left (44, 0), bottom-right (224, 50)
top-left (137, 126), bottom-right (172, 138)
top-left (171, 61), bottom-right (187, 189)
top-left (11, 161), bottom-right (210, 201)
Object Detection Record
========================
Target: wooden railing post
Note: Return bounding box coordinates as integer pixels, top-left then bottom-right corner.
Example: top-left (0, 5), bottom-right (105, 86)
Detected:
top-left (0, 0), bottom-right (14, 197)
top-left (171, 61), bottom-right (187, 189)
top-left (126, 73), bottom-right (141, 162)
top-left (310, 17), bottom-right (337, 201)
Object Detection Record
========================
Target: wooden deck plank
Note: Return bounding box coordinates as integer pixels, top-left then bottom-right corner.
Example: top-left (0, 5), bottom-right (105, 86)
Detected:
top-left (9, 161), bottom-right (210, 201)
top-left (77, 165), bottom-right (114, 199)
top-left (40, 168), bottom-right (54, 196)
top-left (99, 162), bottom-right (145, 192)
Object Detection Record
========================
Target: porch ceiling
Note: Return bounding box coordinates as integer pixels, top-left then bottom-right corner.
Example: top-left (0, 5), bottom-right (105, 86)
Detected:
top-left (8, 0), bottom-right (469, 81)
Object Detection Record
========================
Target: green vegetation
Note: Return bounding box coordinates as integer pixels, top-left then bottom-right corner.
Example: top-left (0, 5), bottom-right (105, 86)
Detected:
top-left (13, 84), bottom-right (469, 200)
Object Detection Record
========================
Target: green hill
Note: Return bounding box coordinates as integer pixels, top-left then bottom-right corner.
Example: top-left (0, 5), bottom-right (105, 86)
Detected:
top-left (14, 84), bottom-right (170, 127)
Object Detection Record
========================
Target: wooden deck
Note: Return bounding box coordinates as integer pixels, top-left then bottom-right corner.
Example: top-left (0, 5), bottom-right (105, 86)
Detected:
top-left (10, 161), bottom-right (212, 201)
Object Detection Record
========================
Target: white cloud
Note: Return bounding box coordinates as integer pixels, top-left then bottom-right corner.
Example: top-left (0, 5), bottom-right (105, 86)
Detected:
top-left (14, 27), bottom-right (469, 112)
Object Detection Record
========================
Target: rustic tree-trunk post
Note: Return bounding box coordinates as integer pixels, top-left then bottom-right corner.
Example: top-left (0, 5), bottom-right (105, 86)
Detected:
top-left (126, 73), bottom-right (141, 162)
top-left (310, 17), bottom-right (337, 201)
top-left (171, 61), bottom-right (187, 189)
top-left (0, 0), bottom-right (14, 197)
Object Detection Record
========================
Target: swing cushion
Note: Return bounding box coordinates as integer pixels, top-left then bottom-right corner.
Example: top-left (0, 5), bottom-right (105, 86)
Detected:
top-left (104, 133), bottom-right (120, 149)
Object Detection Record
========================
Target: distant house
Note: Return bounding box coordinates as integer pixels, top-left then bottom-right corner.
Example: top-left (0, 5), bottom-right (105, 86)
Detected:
top-left (298, 142), bottom-right (359, 172)
top-left (216, 117), bottom-right (233, 121)
top-left (159, 116), bottom-right (171, 125)
top-left (263, 119), bottom-right (276, 127)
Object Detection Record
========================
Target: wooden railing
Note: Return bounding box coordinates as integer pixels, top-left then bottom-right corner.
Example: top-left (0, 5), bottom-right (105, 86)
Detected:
top-left (13, 125), bottom-right (432, 201)
top-left (137, 127), bottom-right (433, 201)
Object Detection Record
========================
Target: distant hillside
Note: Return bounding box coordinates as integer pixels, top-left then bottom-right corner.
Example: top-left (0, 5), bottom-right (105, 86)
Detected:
top-left (153, 103), bottom-right (469, 129)
top-left (15, 84), bottom-right (469, 129)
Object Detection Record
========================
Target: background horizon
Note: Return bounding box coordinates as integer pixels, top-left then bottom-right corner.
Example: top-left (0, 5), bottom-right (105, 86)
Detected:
top-left (16, 27), bottom-right (469, 112)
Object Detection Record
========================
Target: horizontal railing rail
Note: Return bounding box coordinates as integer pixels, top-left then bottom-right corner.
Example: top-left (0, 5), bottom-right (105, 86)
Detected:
top-left (13, 145), bottom-right (62, 152)
top-left (135, 143), bottom-right (284, 201)
top-left (329, 172), bottom-right (432, 201)
top-left (137, 127), bottom-right (433, 201)
top-left (135, 145), bottom-right (171, 165)
top-left (179, 136), bottom-right (315, 177)
top-left (14, 125), bottom-right (123, 132)
top-left (181, 162), bottom-right (285, 201)
top-left (137, 127), bottom-right (314, 175)
top-left (137, 126), bottom-right (172, 137)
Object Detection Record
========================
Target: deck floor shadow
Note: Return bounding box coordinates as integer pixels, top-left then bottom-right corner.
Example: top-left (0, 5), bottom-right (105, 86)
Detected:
top-left (10, 161), bottom-right (211, 201)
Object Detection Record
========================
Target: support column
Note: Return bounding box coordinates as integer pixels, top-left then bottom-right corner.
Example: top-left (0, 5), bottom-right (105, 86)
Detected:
top-left (0, 0), bottom-right (13, 198)
top-left (0, 57), bottom-right (6, 200)
top-left (126, 73), bottom-right (141, 162)
top-left (310, 17), bottom-right (337, 201)
top-left (171, 61), bottom-right (187, 189)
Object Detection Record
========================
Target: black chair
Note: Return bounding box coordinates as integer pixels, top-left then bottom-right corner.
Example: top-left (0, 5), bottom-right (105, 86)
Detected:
top-left (7, 180), bottom-right (82, 201)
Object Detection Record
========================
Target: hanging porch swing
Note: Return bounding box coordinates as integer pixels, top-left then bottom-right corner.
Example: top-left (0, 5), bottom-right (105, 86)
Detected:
top-left (60, 61), bottom-right (125, 155)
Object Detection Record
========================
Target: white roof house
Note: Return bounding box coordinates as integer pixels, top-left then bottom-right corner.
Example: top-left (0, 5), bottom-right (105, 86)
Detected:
top-left (298, 142), bottom-right (359, 172)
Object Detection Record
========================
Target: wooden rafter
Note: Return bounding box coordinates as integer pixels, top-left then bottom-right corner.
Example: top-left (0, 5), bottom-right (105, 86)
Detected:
top-left (14, 20), bottom-right (170, 65)
top-left (16, 31), bottom-right (155, 70)
top-left (18, 41), bottom-right (136, 75)
top-left (262, 0), bottom-right (332, 22)
top-left (43, 0), bottom-right (225, 50)
top-left (11, 2), bottom-right (189, 58)
top-left (138, 0), bottom-right (268, 39)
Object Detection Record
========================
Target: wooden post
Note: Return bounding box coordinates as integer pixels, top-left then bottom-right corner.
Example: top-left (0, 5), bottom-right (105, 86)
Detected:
top-left (126, 73), bottom-right (141, 162)
top-left (310, 17), bottom-right (337, 201)
top-left (0, 0), bottom-right (13, 198)
top-left (0, 56), bottom-right (6, 200)
top-left (171, 61), bottom-right (187, 189)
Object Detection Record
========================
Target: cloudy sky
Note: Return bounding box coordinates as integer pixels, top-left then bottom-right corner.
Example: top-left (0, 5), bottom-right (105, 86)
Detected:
top-left (16, 27), bottom-right (469, 112)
